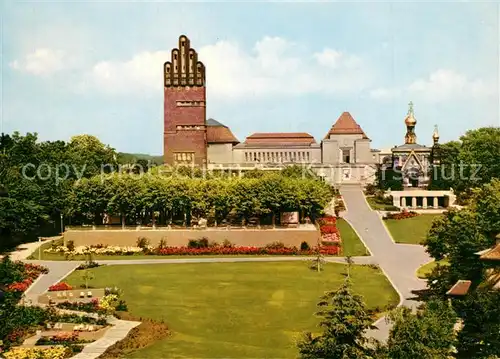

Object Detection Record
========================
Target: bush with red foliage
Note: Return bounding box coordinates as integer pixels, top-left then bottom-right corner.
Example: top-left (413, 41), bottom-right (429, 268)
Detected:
top-left (155, 245), bottom-right (340, 256)
top-left (48, 282), bottom-right (73, 291)
top-left (7, 278), bottom-right (32, 292)
top-left (383, 211), bottom-right (419, 220)
top-left (320, 225), bottom-right (339, 235)
top-left (317, 216), bottom-right (337, 226)
top-left (5, 263), bottom-right (48, 293)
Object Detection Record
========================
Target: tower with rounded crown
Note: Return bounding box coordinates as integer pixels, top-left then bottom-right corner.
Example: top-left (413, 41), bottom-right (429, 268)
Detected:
top-left (391, 101), bottom-right (434, 188)
top-left (404, 101), bottom-right (417, 145)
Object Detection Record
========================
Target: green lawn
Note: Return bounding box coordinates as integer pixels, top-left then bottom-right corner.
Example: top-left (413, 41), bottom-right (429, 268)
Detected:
top-left (366, 196), bottom-right (399, 211)
top-left (64, 262), bottom-right (398, 358)
top-left (417, 259), bottom-right (449, 279)
top-left (337, 218), bottom-right (369, 256)
top-left (384, 214), bottom-right (441, 245)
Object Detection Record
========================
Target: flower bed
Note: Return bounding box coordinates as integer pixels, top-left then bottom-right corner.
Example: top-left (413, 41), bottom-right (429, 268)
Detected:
top-left (36, 332), bottom-right (92, 346)
top-left (45, 244), bottom-right (341, 256)
top-left (56, 294), bottom-right (128, 315)
top-left (383, 210), bottom-right (419, 220)
top-left (49, 282), bottom-right (73, 292)
top-left (2, 260), bottom-right (49, 293)
top-left (317, 217), bottom-right (342, 246)
top-left (3, 346), bottom-right (73, 359)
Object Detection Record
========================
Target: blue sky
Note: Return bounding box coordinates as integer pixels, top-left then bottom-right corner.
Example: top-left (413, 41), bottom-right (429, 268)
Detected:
top-left (2, 1), bottom-right (499, 154)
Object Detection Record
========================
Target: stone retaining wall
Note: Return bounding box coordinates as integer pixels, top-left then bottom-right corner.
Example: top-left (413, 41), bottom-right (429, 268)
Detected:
top-left (64, 228), bottom-right (320, 248)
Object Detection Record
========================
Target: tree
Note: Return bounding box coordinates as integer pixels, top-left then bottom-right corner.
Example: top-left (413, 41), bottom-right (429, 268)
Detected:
top-left (298, 279), bottom-right (376, 359)
top-left (423, 179), bottom-right (500, 297)
top-left (455, 289), bottom-right (500, 359)
top-left (428, 141), bottom-right (461, 190)
top-left (382, 300), bottom-right (457, 359)
top-left (67, 134), bottom-right (117, 178)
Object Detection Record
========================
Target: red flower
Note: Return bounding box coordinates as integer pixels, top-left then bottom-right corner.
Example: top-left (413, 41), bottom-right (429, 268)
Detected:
top-left (48, 282), bottom-right (73, 291)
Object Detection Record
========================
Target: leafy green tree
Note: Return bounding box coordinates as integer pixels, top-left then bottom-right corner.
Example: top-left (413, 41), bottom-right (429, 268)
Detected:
top-left (423, 180), bottom-right (500, 297)
top-left (428, 141), bottom-right (461, 190)
top-left (67, 134), bottom-right (117, 178)
top-left (455, 289), bottom-right (500, 359)
top-left (382, 300), bottom-right (457, 359)
top-left (298, 279), bottom-right (376, 359)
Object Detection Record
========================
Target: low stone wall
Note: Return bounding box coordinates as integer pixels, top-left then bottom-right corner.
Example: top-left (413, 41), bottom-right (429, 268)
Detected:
top-left (64, 228), bottom-right (320, 248)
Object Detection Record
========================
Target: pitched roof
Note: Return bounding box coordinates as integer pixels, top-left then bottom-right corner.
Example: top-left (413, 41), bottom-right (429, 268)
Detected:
top-left (206, 119), bottom-right (239, 144)
top-left (479, 242), bottom-right (500, 261)
top-left (324, 112), bottom-right (369, 140)
top-left (446, 280), bottom-right (472, 296)
top-left (206, 118), bottom-right (224, 127)
top-left (244, 132), bottom-right (316, 146)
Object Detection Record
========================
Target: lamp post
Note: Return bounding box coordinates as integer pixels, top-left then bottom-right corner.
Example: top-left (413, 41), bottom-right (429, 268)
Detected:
top-left (38, 237), bottom-right (42, 260)
top-left (60, 213), bottom-right (64, 234)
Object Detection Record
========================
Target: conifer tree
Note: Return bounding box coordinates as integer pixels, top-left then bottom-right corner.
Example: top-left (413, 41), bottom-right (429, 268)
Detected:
top-left (298, 278), bottom-right (376, 359)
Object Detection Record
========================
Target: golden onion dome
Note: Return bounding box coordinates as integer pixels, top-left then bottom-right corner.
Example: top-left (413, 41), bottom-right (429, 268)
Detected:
top-left (405, 101), bottom-right (417, 126)
top-left (405, 113), bottom-right (417, 126)
top-left (432, 125), bottom-right (440, 141)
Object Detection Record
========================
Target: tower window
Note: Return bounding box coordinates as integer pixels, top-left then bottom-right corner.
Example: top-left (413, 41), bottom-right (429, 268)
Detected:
top-left (342, 149), bottom-right (351, 164)
top-left (174, 54), bottom-right (177, 60)
top-left (181, 41), bottom-right (185, 46)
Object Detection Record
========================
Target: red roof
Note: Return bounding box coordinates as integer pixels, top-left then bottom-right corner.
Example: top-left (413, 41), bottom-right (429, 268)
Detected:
top-left (446, 280), bottom-right (472, 296)
top-left (324, 112), bottom-right (369, 139)
top-left (480, 242), bottom-right (500, 261)
top-left (206, 118), bottom-right (239, 144)
top-left (244, 133), bottom-right (316, 145)
top-left (207, 126), bottom-right (239, 144)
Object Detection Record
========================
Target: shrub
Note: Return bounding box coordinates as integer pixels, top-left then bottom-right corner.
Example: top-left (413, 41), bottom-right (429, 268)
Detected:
top-left (136, 237), bottom-right (150, 249)
top-left (364, 183), bottom-right (377, 195)
top-left (317, 216), bottom-right (337, 226)
top-left (383, 211), bottom-right (419, 220)
top-left (264, 241), bottom-right (285, 250)
top-left (66, 240), bottom-right (75, 252)
top-left (320, 225), bottom-right (339, 235)
top-left (222, 239), bottom-right (234, 248)
top-left (98, 312), bottom-right (170, 359)
top-left (157, 238), bottom-right (167, 250)
top-left (48, 282), bottom-right (73, 291)
top-left (3, 346), bottom-right (72, 359)
top-left (300, 241), bottom-right (310, 251)
top-left (187, 237), bottom-right (209, 249)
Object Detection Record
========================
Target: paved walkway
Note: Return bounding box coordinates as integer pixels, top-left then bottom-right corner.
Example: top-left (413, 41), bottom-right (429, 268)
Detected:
top-left (340, 184), bottom-right (430, 341)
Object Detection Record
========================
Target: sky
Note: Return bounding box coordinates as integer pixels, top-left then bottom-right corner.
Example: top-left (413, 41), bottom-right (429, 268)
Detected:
top-left (2, 1), bottom-right (499, 155)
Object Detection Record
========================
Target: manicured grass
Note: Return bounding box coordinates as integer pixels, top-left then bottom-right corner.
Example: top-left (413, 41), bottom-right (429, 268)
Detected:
top-left (417, 259), bottom-right (449, 279)
top-left (384, 214), bottom-right (441, 245)
top-left (337, 218), bottom-right (369, 256)
top-left (366, 196), bottom-right (399, 211)
top-left (64, 262), bottom-right (399, 358)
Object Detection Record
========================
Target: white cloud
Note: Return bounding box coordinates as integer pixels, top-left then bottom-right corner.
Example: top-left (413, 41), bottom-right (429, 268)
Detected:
top-left (314, 48), bottom-right (362, 69)
top-left (408, 69), bottom-right (493, 101)
top-left (81, 36), bottom-right (372, 98)
top-left (369, 69), bottom-right (495, 102)
top-left (10, 48), bottom-right (67, 76)
top-left (369, 87), bottom-right (401, 100)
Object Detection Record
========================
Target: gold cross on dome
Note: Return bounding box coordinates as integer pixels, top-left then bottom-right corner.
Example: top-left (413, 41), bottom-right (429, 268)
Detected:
top-left (408, 101), bottom-right (414, 115)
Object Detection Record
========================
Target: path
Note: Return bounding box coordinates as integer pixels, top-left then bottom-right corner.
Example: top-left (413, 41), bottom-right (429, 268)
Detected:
top-left (340, 184), bottom-right (431, 341)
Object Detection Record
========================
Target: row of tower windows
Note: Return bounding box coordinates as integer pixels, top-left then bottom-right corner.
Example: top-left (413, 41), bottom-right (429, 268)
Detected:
top-left (176, 125), bottom-right (203, 130)
top-left (176, 101), bottom-right (206, 107)
top-left (173, 152), bottom-right (194, 163)
top-left (245, 151), bottom-right (310, 163)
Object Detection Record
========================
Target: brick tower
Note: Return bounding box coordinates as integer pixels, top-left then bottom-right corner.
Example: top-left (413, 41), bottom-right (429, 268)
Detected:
top-left (164, 35), bottom-right (207, 165)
